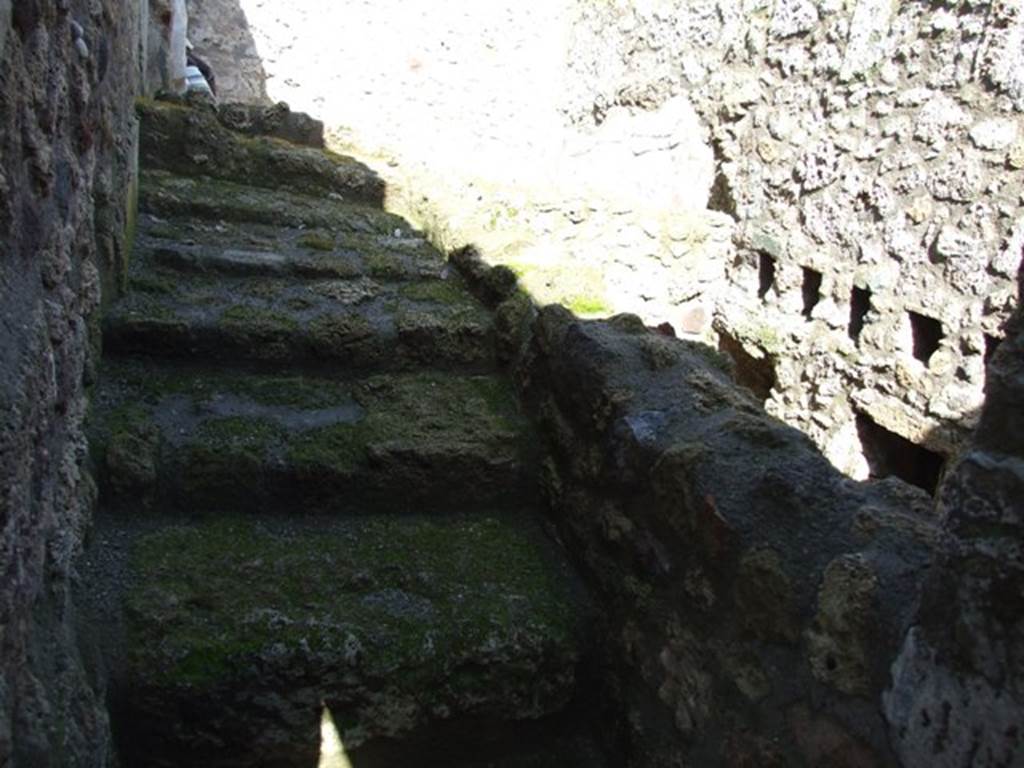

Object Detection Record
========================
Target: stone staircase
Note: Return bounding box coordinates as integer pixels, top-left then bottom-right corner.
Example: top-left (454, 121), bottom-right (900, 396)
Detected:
top-left (81, 101), bottom-right (603, 767)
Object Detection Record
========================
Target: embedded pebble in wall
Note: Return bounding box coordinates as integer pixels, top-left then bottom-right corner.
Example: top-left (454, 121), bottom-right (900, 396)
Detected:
top-left (927, 153), bottom-right (984, 203)
top-left (1009, 139), bottom-right (1024, 170)
top-left (770, 0), bottom-right (819, 40)
top-left (969, 117), bottom-right (1019, 151)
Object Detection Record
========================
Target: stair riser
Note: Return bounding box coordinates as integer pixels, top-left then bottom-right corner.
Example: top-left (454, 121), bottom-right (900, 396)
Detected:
top-left (140, 189), bottom-right (369, 230)
top-left (142, 244), bottom-right (442, 282)
top-left (115, 676), bottom-right (590, 768)
top-left (138, 100), bottom-right (385, 207)
top-left (102, 318), bottom-right (496, 372)
top-left (100, 451), bottom-right (530, 516)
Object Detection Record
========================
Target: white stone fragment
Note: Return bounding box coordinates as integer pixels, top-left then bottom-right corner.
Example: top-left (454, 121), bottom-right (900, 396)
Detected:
top-left (840, 0), bottom-right (894, 81)
top-left (969, 118), bottom-right (1019, 151)
top-left (770, 0), bottom-right (818, 39)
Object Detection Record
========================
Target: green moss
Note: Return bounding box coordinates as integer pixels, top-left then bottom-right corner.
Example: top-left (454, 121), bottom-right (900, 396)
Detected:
top-left (364, 251), bottom-right (406, 280)
top-left (566, 294), bottom-right (612, 317)
top-left (122, 293), bottom-right (187, 324)
top-left (357, 373), bottom-right (521, 441)
top-left (689, 341), bottom-right (735, 375)
top-left (608, 313), bottom-right (648, 335)
top-left (196, 415), bottom-right (284, 445)
top-left (398, 279), bottom-right (474, 306)
top-left (139, 171), bottom-right (403, 235)
top-left (180, 417), bottom-right (285, 505)
top-left (102, 403), bottom-right (153, 437)
top-left (219, 304), bottom-right (299, 333)
top-left (292, 252), bottom-right (364, 279)
top-left (308, 312), bottom-right (373, 350)
top-left (129, 272), bottom-right (178, 296)
top-left (239, 279), bottom-right (285, 301)
top-left (286, 422), bottom-right (368, 473)
top-left (146, 224), bottom-right (181, 240)
top-left (125, 515), bottom-right (579, 688)
top-left (297, 232), bottom-right (335, 251)
top-left (100, 361), bottom-right (352, 410)
top-left (736, 323), bottom-right (782, 355)
top-left (502, 261), bottom-right (530, 278)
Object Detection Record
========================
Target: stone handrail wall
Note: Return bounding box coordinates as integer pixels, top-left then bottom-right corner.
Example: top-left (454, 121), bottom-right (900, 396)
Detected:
top-left (489, 278), bottom-right (1021, 765)
top-left (505, 296), bottom-right (939, 765)
top-left (457, 242), bottom-right (1023, 765)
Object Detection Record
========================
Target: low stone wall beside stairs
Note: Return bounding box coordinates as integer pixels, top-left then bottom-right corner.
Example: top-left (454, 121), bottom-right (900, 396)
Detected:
top-left (453, 247), bottom-right (1023, 766)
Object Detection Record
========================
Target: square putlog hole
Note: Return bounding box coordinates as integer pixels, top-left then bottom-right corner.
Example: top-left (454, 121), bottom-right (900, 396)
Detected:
top-left (908, 311), bottom-right (943, 365)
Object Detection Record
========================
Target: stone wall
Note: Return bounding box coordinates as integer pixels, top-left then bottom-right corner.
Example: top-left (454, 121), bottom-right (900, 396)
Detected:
top-left (471, 255), bottom-right (1021, 764)
top-left (506, 298), bottom-right (939, 766)
top-left (885, 300), bottom-right (1024, 766)
top-left (0, 1), bottom-right (145, 764)
top-left (565, 0), bottom-right (1024, 484)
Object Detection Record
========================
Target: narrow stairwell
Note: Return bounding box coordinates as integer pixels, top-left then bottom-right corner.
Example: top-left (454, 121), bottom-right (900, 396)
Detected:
top-left (80, 100), bottom-right (604, 767)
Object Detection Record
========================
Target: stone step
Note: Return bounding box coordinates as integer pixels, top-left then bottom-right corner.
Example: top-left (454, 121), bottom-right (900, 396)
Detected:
top-left (104, 263), bottom-right (495, 371)
top-left (87, 512), bottom-right (594, 767)
top-left (139, 169), bottom-right (406, 232)
top-left (138, 99), bottom-right (384, 205)
top-left (216, 101), bottom-right (326, 148)
top-left (90, 361), bottom-right (533, 515)
top-left (134, 210), bottom-right (447, 282)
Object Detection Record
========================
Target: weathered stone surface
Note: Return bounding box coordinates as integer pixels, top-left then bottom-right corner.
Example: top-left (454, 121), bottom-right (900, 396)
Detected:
top-left (885, 311), bottom-right (1024, 768)
top-left (970, 117), bottom-right (1019, 151)
top-left (216, 101), bottom-right (324, 147)
top-left (0, 0), bottom-right (144, 763)
top-left (184, 0), bottom-right (268, 103)
top-left (133, 198), bottom-right (450, 282)
top-left (103, 270), bottom-right (494, 371)
top-left (146, 0), bottom-right (187, 94)
top-left (79, 96), bottom-right (606, 765)
top-left (91, 363), bottom-right (529, 514)
top-left (139, 169), bottom-right (402, 232)
top-left (138, 100), bottom-right (385, 204)
top-left (513, 306), bottom-right (942, 766)
top-left (806, 555), bottom-right (878, 696)
top-left (559, 0), bottom-right (1022, 487)
top-left (107, 514), bottom-right (590, 767)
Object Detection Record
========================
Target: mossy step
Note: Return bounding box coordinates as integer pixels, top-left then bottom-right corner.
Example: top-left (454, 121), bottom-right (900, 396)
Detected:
top-left (135, 211), bottom-right (447, 281)
top-left (91, 362), bottom-right (532, 514)
top-left (105, 266), bottom-right (495, 372)
top-left (139, 170), bottom-right (404, 232)
top-left (138, 99), bottom-right (384, 205)
top-left (105, 513), bottom-right (591, 767)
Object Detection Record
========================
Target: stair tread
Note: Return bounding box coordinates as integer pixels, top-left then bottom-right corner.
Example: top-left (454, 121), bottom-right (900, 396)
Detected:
top-left (92, 361), bottom-right (531, 513)
top-left (139, 169), bottom-right (403, 231)
top-left (89, 511), bottom-right (589, 764)
top-left (105, 264), bottom-right (495, 370)
top-left (135, 211), bottom-right (446, 281)
top-left (138, 98), bottom-right (384, 204)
